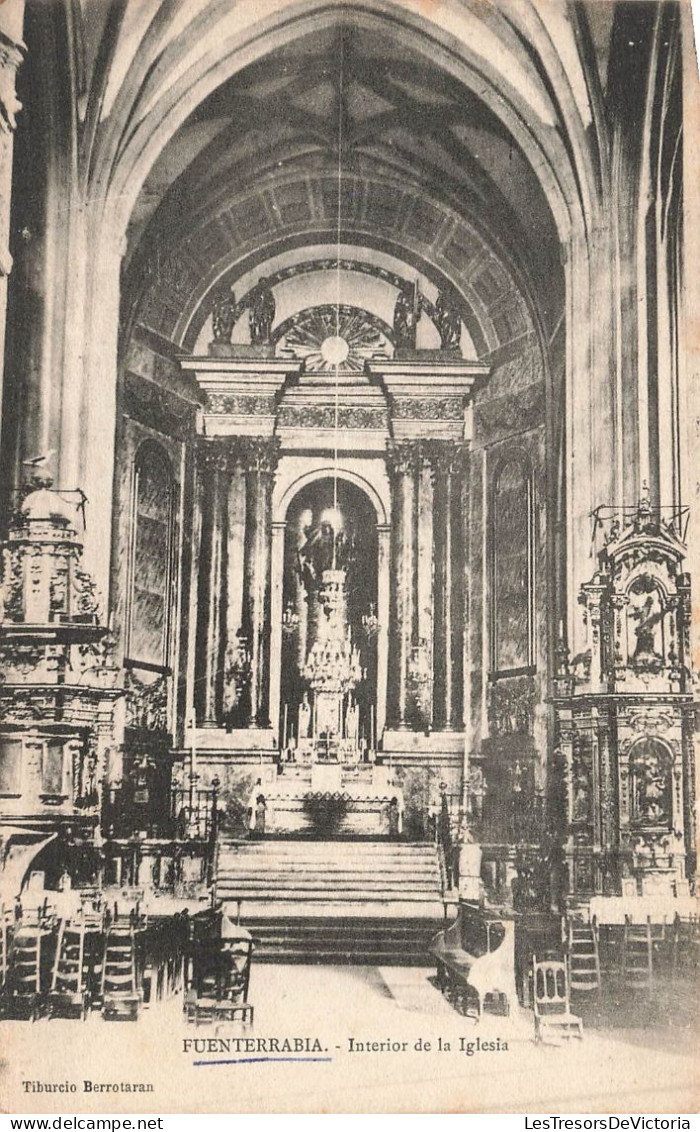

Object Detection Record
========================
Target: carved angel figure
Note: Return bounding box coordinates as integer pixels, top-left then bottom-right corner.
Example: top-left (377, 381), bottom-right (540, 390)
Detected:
top-left (434, 288), bottom-right (462, 349)
top-left (249, 278), bottom-right (276, 344)
top-left (211, 288), bottom-right (237, 343)
top-left (393, 281), bottom-right (421, 350)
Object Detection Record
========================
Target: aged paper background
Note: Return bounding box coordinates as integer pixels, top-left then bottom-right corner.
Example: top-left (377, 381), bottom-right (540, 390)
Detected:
top-left (1, 0), bottom-right (699, 1115)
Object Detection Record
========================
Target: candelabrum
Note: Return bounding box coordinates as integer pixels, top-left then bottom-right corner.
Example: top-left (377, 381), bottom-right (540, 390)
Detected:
top-left (361, 602), bottom-right (379, 639)
top-left (304, 632), bottom-right (363, 694)
top-left (303, 568), bottom-right (363, 694)
top-left (281, 600), bottom-right (300, 636)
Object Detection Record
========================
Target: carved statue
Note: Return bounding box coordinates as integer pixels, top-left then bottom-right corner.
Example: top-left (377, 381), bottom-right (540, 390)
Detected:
top-left (298, 692), bottom-right (312, 739)
top-left (296, 520), bottom-right (354, 588)
top-left (345, 697), bottom-right (359, 744)
top-left (630, 738), bottom-right (672, 826)
top-left (248, 278), bottom-right (276, 344)
top-left (211, 288), bottom-right (237, 343)
top-left (434, 288), bottom-right (462, 349)
top-left (628, 576), bottom-right (664, 666)
top-left (393, 281), bottom-right (421, 351)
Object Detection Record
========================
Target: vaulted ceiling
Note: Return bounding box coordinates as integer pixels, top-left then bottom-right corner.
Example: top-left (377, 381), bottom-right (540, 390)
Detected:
top-left (122, 20), bottom-right (567, 355)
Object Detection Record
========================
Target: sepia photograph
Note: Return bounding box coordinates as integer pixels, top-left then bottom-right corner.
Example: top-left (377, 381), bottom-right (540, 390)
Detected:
top-left (0, 0), bottom-right (698, 1116)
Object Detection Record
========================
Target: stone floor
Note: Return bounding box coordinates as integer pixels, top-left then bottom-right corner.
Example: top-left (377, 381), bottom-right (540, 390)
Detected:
top-left (2, 964), bottom-right (697, 1114)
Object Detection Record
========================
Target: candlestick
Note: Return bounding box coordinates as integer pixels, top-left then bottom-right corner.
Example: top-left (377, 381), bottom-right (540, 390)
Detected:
top-left (282, 703), bottom-right (288, 749)
top-left (188, 709), bottom-right (197, 776)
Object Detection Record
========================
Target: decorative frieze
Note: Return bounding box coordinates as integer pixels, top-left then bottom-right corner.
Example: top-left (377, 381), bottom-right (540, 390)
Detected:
top-left (206, 393), bottom-right (276, 418)
top-left (278, 404), bottom-right (387, 430)
top-left (392, 396), bottom-right (464, 420)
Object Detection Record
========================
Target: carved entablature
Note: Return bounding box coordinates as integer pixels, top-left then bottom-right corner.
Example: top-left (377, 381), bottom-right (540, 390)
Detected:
top-left (180, 357), bottom-right (302, 438)
top-left (367, 358), bottom-right (490, 441)
top-left (576, 495), bottom-right (691, 695)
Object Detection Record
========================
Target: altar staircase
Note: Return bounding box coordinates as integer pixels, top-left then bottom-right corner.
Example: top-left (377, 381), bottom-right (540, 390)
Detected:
top-left (215, 839), bottom-right (445, 964)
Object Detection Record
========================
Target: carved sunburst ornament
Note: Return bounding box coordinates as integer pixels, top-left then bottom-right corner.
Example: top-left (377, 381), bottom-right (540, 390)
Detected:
top-left (275, 305), bottom-right (392, 372)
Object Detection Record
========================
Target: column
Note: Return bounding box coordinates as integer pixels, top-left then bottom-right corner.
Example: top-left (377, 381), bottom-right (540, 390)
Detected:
top-left (432, 441), bottom-right (468, 731)
top-left (268, 519), bottom-right (286, 739)
top-left (242, 437), bottom-right (279, 727)
top-left (432, 447), bottom-right (449, 730)
top-left (197, 443), bottom-right (226, 726)
top-left (449, 443), bottom-right (468, 730)
top-left (223, 444), bottom-right (246, 716)
top-left (376, 523), bottom-right (391, 739)
top-left (0, 3), bottom-right (24, 457)
top-left (387, 441), bottom-right (419, 729)
top-left (186, 456), bottom-right (204, 729)
top-left (416, 446), bottom-right (435, 724)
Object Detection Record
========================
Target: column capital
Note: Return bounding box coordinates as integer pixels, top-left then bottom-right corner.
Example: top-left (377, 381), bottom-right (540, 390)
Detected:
top-left (386, 439), bottom-right (422, 478)
top-left (422, 438), bottom-right (470, 477)
top-left (240, 435), bottom-right (280, 475)
top-left (195, 437), bottom-right (229, 473)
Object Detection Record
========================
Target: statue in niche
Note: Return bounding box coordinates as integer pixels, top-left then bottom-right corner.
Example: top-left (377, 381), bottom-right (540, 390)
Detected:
top-left (346, 696), bottom-right (359, 744)
top-left (627, 575), bottom-right (665, 667)
top-left (571, 767), bottom-right (591, 823)
top-left (211, 288), bottom-right (237, 343)
top-left (248, 277), bottom-right (276, 344)
top-left (393, 281), bottom-right (422, 350)
top-left (296, 520), bottom-right (354, 589)
top-left (434, 287), bottom-right (462, 349)
top-left (629, 738), bottom-right (672, 827)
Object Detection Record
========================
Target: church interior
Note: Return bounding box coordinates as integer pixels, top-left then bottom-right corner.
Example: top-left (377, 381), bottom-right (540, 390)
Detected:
top-left (0, 0), bottom-right (697, 1039)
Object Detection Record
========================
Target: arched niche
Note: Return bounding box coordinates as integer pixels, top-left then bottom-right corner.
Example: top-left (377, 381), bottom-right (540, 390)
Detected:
top-left (278, 478), bottom-right (378, 748)
top-left (269, 464), bottom-right (391, 743)
top-left (489, 454), bottom-right (535, 676)
top-left (627, 736), bottom-right (674, 831)
top-left (126, 440), bottom-right (175, 669)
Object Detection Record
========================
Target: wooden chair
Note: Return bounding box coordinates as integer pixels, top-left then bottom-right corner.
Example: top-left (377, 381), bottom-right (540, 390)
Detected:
top-left (566, 916), bottom-right (601, 998)
top-left (532, 958), bottom-right (583, 1043)
top-left (621, 916), bottom-right (653, 989)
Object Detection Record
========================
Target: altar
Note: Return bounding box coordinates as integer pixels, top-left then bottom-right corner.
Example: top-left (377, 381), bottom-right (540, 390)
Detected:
top-left (249, 762), bottom-right (404, 837)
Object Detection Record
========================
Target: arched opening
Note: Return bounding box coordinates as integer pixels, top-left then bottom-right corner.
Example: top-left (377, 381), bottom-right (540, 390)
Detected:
top-left (279, 477), bottom-right (378, 754)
